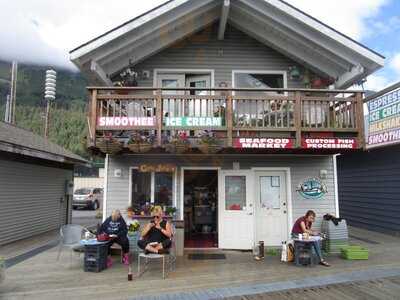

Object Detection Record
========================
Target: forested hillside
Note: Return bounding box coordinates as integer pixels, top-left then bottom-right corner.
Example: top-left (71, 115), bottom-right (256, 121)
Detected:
top-left (0, 60), bottom-right (91, 158)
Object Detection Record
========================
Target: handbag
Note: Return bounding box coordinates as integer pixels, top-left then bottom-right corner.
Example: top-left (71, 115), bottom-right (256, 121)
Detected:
top-left (287, 243), bottom-right (295, 262)
top-left (97, 233), bottom-right (110, 242)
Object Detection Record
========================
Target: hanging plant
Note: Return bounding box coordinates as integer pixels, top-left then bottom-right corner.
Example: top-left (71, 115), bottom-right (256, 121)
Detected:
top-left (97, 134), bottom-right (122, 155)
top-left (197, 130), bottom-right (221, 154)
top-left (127, 132), bottom-right (154, 153)
top-left (165, 131), bottom-right (190, 154)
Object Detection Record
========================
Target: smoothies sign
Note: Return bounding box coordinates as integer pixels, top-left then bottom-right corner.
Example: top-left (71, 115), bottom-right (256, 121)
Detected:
top-left (302, 138), bottom-right (357, 149)
top-left (233, 138), bottom-right (294, 149)
top-left (97, 117), bottom-right (155, 128)
top-left (367, 88), bottom-right (400, 148)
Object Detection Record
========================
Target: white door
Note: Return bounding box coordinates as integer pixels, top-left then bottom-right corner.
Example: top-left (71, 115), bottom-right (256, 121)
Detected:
top-left (157, 74), bottom-right (185, 117)
top-left (255, 171), bottom-right (288, 246)
top-left (219, 170), bottom-right (254, 249)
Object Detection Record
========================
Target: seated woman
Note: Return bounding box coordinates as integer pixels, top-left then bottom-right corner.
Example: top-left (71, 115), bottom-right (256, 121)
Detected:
top-left (99, 209), bottom-right (129, 267)
top-left (138, 206), bottom-right (172, 254)
top-left (291, 210), bottom-right (330, 267)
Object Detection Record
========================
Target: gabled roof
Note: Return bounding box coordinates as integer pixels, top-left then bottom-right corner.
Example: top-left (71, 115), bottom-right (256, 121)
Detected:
top-left (70, 0), bottom-right (384, 88)
top-left (0, 121), bottom-right (87, 165)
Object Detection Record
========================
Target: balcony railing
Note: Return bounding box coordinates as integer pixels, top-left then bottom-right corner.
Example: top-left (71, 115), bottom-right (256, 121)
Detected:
top-left (87, 87), bottom-right (364, 151)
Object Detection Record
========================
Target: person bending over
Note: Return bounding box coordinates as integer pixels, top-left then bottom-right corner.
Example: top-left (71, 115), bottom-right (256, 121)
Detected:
top-left (138, 206), bottom-right (172, 254)
top-left (99, 209), bottom-right (129, 267)
top-left (291, 210), bottom-right (330, 267)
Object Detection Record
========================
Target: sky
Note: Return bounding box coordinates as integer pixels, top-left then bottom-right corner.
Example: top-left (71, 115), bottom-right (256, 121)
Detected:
top-left (0, 0), bottom-right (399, 91)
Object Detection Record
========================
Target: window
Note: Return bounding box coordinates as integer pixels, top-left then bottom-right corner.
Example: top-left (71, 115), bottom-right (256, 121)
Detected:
top-left (234, 72), bottom-right (285, 89)
top-left (131, 169), bottom-right (174, 210)
top-left (225, 176), bottom-right (246, 211)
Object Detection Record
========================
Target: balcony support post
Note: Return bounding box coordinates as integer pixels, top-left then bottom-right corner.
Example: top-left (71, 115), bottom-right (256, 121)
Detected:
top-left (226, 91), bottom-right (233, 147)
top-left (156, 89), bottom-right (163, 147)
top-left (294, 91), bottom-right (302, 148)
top-left (355, 92), bottom-right (365, 149)
top-left (89, 89), bottom-right (98, 147)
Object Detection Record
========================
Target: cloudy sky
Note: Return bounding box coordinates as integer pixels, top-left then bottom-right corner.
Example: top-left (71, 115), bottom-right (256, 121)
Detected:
top-left (0, 0), bottom-right (399, 91)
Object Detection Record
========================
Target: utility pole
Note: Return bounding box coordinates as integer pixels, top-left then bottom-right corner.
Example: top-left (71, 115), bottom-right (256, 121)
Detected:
top-left (4, 95), bottom-right (10, 122)
top-left (44, 69), bottom-right (57, 138)
top-left (7, 61), bottom-right (18, 124)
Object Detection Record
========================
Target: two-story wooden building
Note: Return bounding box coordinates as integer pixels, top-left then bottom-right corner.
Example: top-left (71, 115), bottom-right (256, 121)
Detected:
top-left (70, 0), bottom-right (384, 251)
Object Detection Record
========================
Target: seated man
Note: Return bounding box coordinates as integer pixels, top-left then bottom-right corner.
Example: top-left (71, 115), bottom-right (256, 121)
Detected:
top-left (138, 206), bottom-right (172, 254)
top-left (99, 209), bottom-right (129, 267)
top-left (292, 210), bottom-right (330, 267)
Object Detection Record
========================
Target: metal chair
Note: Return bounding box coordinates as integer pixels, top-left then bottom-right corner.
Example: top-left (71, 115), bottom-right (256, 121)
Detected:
top-left (137, 224), bottom-right (176, 279)
top-left (57, 224), bottom-right (89, 267)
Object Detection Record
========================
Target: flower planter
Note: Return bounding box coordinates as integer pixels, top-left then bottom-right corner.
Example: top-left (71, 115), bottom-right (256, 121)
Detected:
top-left (139, 143), bottom-right (152, 153)
top-left (97, 138), bottom-right (123, 155)
top-left (198, 144), bottom-right (220, 154)
top-left (127, 143), bottom-right (140, 153)
top-left (165, 143), bottom-right (189, 154)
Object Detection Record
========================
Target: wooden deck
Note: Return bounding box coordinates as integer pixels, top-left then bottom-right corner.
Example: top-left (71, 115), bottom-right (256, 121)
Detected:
top-left (2, 227), bottom-right (400, 300)
top-left (86, 87), bottom-right (365, 153)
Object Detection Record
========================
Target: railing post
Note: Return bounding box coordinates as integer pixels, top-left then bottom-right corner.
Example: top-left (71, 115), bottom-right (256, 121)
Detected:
top-left (355, 92), bottom-right (365, 149)
top-left (226, 90), bottom-right (233, 147)
top-left (89, 89), bottom-right (98, 147)
top-left (156, 89), bottom-right (163, 147)
top-left (294, 91), bottom-right (302, 148)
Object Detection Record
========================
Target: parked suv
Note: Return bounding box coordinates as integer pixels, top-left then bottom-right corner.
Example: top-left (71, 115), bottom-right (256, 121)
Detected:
top-left (73, 188), bottom-right (103, 210)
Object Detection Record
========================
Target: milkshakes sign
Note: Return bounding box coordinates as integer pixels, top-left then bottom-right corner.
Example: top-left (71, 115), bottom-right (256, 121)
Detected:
top-left (97, 117), bottom-right (155, 128)
top-left (367, 88), bottom-right (400, 148)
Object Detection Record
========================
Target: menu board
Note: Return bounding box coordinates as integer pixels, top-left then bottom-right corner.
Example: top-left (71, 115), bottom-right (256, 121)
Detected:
top-left (367, 88), bottom-right (400, 148)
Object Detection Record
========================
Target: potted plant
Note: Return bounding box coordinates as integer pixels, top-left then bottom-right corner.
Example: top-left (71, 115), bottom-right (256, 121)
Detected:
top-left (165, 131), bottom-right (190, 154)
top-left (127, 133), bottom-right (154, 153)
top-left (97, 133), bottom-right (123, 155)
top-left (127, 206), bottom-right (135, 218)
top-left (198, 130), bottom-right (221, 154)
top-left (113, 67), bottom-right (138, 94)
top-left (165, 206), bottom-right (177, 217)
top-left (127, 220), bottom-right (140, 236)
top-left (0, 256), bottom-right (5, 284)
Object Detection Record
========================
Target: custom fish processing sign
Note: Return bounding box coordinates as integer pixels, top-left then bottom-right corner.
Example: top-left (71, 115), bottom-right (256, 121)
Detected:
top-left (367, 88), bottom-right (400, 148)
top-left (297, 178), bottom-right (327, 199)
top-left (165, 117), bottom-right (222, 127)
top-left (233, 138), bottom-right (294, 149)
top-left (302, 138), bottom-right (357, 149)
top-left (97, 117), bottom-right (156, 128)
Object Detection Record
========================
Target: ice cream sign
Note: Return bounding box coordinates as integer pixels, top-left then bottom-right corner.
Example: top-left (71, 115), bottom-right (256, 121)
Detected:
top-left (165, 117), bottom-right (222, 127)
top-left (233, 138), bottom-right (294, 149)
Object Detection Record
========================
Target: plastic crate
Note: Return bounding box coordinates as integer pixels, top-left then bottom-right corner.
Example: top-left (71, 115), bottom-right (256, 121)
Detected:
top-left (84, 260), bottom-right (107, 272)
top-left (340, 246), bottom-right (369, 260)
top-left (83, 243), bottom-right (108, 272)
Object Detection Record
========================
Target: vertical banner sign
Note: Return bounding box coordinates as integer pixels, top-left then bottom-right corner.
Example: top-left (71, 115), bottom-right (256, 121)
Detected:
top-left (367, 88), bottom-right (400, 148)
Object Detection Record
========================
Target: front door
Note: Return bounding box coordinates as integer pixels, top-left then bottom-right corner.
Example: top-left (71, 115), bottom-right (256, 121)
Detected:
top-left (219, 170), bottom-right (254, 249)
top-left (255, 171), bottom-right (288, 246)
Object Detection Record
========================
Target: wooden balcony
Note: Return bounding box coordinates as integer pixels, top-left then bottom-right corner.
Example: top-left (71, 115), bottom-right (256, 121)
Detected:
top-left (87, 87), bottom-right (365, 154)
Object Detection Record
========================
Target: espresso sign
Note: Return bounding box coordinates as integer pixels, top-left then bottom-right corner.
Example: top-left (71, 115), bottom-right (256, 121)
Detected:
top-left (367, 88), bottom-right (400, 148)
top-left (139, 164), bottom-right (176, 173)
top-left (233, 138), bottom-right (294, 149)
top-left (97, 117), bottom-right (155, 128)
top-left (302, 138), bottom-right (357, 149)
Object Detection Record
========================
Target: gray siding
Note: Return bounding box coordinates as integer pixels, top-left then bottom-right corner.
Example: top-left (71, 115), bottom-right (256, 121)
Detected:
top-left (0, 158), bottom-right (72, 245)
top-left (338, 145), bottom-right (400, 235)
top-left (106, 155), bottom-right (336, 229)
top-left (131, 23), bottom-right (313, 88)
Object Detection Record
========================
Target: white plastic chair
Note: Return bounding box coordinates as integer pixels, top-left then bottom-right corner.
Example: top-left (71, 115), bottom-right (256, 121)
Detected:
top-left (57, 224), bottom-right (89, 267)
top-left (137, 224), bottom-right (176, 279)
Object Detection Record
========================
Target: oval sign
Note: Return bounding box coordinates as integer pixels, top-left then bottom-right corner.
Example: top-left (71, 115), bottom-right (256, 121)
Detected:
top-left (296, 178), bottom-right (327, 199)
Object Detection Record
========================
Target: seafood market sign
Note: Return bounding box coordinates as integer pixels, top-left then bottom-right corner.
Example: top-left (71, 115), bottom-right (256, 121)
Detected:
top-left (296, 178), bottom-right (327, 199)
top-left (233, 138), bottom-right (294, 149)
top-left (367, 88), bottom-right (400, 148)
